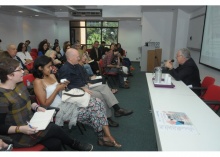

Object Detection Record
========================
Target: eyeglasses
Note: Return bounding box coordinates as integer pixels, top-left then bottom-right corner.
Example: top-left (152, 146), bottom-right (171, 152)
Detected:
top-left (176, 55), bottom-right (183, 58)
top-left (13, 67), bottom-right (23, 72)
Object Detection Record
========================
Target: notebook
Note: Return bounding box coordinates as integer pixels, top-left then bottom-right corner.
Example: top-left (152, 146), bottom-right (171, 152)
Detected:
top-left (29, 109), bottom-right (55, 130)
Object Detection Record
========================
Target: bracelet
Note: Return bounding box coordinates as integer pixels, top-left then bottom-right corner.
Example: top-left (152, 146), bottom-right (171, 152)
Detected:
top-left (35, 106), bottom-right (39, 112)
top-left (15, 126), bottom-right (21, 133)
top-left (34, 105), bottom-right (39, 111)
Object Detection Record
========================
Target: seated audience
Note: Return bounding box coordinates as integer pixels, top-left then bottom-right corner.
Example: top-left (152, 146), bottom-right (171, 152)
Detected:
top-left (99, 41), bottom-right (106, 57)
top-left (60, 42), bottom-right (71, 63)
top-left (165, 48), bottom-right (201, 96)
top-left (60, 41), bottom-right (70, 56)
top-left (58, 48), bottom-right (133, 127)
top-left (33, 56), bottom-right (121, 148)
top-left (38, 40), bottom-right (48, 56)
top-left (16, 42), bottom-right (33, 65)
top-left (25, 40), bottom-right (31, 53)
top-left (81, 45), bottom-right (100, 75)
top-left (53, 45), bottom-right (63, 60)
top-left (0, 57), bottom-right (93, 151)
top-left (45, 49), bottom-right (62, 68)
top-left (2, 44), bottom-right (29, 75)
top-left (90, 41), bottom-right (102, 62)
top-left (103, 43), bottom-right (129, 89)
top-left (116, 43), bottom-right (134, 74)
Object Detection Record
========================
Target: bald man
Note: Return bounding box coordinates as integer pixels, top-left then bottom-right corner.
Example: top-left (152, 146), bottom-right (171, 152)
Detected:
top-left (165, 48), bottom-right (201, 96)
top-left (58, 48), bottom-right (133, 127)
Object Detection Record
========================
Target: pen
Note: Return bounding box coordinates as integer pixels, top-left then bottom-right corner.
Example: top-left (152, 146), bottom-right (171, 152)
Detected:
top-left (26, 121), bottom-right (33, 128)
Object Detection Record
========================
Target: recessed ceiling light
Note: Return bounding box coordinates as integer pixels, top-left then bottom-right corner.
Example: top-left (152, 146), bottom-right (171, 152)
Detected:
top-left (18, 11), bottom-right (23, 13)
top-left (35, 15), bottom-right (39, 16)
top-left (60, 9), bottom-right (62, 11)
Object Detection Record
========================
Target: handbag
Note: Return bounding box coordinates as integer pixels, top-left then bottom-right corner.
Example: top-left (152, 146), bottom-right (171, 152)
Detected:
top-left (62, 88), bottom-right (91, 108)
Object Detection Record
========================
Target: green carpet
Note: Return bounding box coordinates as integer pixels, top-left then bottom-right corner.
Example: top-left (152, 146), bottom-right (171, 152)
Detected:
top-left (65, 62), bottom-right (158, 151)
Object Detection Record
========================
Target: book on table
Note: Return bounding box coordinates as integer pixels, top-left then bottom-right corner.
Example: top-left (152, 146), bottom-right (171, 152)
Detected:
top-left (29, 109), bottom-right (55, 130)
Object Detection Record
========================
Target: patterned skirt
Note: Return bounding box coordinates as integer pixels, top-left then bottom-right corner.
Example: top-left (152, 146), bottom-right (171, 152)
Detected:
top-left (77, 97), bottom-right (108, 133)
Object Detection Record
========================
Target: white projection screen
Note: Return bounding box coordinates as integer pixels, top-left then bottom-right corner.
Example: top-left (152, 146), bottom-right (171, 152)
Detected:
top-left (200, 6), bottom-right (220, 70)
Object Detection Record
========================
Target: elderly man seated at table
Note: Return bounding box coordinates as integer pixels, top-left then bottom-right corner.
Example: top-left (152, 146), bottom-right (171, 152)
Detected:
top-left (165, 48), bottom-right (201, 96)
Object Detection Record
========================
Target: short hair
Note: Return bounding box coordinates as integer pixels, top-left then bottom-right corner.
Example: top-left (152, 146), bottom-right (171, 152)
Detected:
top-left (179, 48), bottom-right (191, 59)
top-left (25, 40), bottom-right (30, 44)
top-left (45, 49), bottom-right (56, 57)
top-left (32, 56), bottom-right (52, 79)
top-left (0, 58), bottom-right (20, 83)
top-left (101, 41), bottom-right (106, 44)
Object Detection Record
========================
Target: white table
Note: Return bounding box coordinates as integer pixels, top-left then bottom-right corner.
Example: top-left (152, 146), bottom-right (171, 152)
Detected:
top-left (146, 73), bottom-right (220, 151)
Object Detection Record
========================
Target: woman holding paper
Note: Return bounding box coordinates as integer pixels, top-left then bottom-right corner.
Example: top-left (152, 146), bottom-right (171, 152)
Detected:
top-left (33, 56), bottom-right (121, 148)
top-left (0, 57), bottom-right (93, 151)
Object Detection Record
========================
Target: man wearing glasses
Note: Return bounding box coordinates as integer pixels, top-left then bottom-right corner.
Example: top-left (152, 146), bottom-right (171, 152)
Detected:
top-left (165, 48), bottom-right (201, 96)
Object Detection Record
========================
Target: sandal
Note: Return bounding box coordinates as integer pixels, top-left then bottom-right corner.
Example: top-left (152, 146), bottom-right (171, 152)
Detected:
top-left (98, 136), bottom-right (122, 148)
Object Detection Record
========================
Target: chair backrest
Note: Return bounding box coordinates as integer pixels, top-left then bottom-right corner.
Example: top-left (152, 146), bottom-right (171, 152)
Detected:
top-left (201, 76), bottom-right (215, 88)
top-left (200, 76), bottom-right (215, 98)
top-left (203, 84), bottom-right (220, 111)
top-left (23, 74), bottom-right (35, 86)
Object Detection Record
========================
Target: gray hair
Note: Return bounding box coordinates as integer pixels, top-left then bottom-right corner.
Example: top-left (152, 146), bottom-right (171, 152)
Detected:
top-left (178, 48), bottom-right (191, 59)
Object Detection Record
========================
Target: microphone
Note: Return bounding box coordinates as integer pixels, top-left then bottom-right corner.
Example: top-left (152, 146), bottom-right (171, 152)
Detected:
top-left (170, 59), bottom-right (174, 63)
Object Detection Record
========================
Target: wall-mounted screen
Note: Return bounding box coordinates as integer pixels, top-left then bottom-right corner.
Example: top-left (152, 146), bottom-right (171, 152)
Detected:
top-left (200, 6), bottom-right (220, 70)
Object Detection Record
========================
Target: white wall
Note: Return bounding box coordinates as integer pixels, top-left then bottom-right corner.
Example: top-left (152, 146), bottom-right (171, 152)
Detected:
top-left (0, 13), bottom-right (70, 50)
top-left (142, 12), bottom-right (173, 62)
top-left (118, 21), bottom-right (142, 61)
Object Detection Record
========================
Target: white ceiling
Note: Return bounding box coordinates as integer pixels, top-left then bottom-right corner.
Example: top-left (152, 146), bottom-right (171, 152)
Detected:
top-left (0, 5), bottom-right (205, 21)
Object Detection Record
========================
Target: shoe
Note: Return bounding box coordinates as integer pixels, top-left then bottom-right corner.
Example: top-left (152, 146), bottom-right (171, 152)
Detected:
top-left (130, 66), bottom-right (135, 71)
top-left (114, 108), bottom-right (133, 117)
top-left (128, 73), bottom-right (133, 77)
top-left (98, 136), bottom-right (122, 148)
top-left (71, 139), bottom-right (93, 151)
top-left (107, 118), bottom-right (119, 127)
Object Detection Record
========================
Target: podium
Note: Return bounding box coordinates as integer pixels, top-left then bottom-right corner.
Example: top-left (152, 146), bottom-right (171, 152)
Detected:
top-left (147, 48), bottom-right (162, 72)
top-left (140, 42), bottom-right (161, 72)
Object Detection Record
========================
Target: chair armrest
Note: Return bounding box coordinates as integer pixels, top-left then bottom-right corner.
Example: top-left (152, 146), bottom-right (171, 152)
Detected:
top-left (203, 100), bottom-right (220, 105)
top-left (0, 135), bottom-right (13, 144)
top-left (190, 87), bottom-right (207, 90)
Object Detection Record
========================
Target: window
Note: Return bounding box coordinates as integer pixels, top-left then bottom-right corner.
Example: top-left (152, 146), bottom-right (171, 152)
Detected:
top-left (70, 21), bottom-right (118, 49)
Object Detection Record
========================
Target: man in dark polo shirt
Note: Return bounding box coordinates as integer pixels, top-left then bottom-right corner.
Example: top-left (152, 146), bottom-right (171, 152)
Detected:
top-left (58, 48), bottom-right (133, 127)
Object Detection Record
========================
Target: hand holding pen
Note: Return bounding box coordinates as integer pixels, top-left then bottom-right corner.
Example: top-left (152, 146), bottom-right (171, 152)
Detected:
top-left (24, 121), bottom-right (38, 134)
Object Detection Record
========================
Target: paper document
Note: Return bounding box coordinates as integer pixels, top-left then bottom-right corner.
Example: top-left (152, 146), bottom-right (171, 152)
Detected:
top-left (155, 110), bottom-right (199, 134)
top-left (89, 82), bottom-right (102, 88)
top-left (30, 109), bottom-right (55, 130)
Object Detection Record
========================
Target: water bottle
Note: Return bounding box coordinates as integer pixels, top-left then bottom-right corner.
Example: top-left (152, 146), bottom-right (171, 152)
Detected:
top-left (154, 66), bottom-right (162, 83)
top-left (26, 79), bottom-right (30, 86)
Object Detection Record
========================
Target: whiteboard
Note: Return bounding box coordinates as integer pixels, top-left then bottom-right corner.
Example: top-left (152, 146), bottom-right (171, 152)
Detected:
top-left (200, 6), bottom-right (220, 70)
top-left (187, 15), bottom-right (205, 50)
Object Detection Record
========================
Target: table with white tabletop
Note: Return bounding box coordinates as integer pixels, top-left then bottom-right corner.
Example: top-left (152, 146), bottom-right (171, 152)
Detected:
top-left (146, 73), bottom-right (220, 151)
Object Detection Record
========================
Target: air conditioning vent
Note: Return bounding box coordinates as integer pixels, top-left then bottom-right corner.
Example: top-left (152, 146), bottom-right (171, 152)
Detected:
top-left (71, 9), bottom-right (102, 17)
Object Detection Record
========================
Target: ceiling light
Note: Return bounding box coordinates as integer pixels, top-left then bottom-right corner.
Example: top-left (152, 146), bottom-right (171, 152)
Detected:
top-left (18, 11), bottom-right (23, 13)
top-left (137, 19), bottom-right (140, 21)
top-left (35, 15), bottom-right (39, 16)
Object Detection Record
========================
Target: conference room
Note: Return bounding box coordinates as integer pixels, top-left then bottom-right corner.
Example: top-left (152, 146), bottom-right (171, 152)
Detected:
top-left (1, 2), bottom-right (220, 153)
